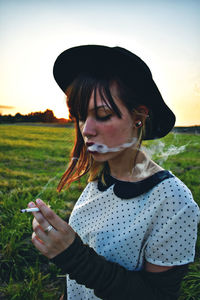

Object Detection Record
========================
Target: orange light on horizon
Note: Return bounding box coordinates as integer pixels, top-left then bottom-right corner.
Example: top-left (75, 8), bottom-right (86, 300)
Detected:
top-left (0, 105), bottom-right (70, 120)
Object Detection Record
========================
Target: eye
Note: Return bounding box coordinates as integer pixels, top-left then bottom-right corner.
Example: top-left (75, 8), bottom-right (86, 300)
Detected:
top-left (96, 114), bottom-right (112, 122)
top-left (96, 107), bottom-right (113, 122)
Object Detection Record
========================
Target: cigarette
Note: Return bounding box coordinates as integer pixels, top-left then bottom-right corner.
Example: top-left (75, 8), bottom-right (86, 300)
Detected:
top-left (20, 207), bottom-right (40, 213)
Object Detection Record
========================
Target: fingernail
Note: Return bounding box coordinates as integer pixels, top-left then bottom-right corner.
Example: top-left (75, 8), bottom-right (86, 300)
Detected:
top-left (36, 199), bottom-right (42, 205)
top-left (28, 202), bottom-right (35, 207)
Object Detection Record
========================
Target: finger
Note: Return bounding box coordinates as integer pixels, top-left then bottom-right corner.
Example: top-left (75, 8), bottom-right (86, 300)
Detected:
top-left (33, 218), bottom-right (43, 232)
top-left (32, 217), bottom-right (39, 229)
top-left (33, 216), bottom-right (57, 238)
top-left (35, 199), bottom-right (65, 231)
top-left (28, 202), bottom-right (52, 231)
top-left (32, 232), bottom-right (50, 258)
top-left (32, 218), bottom-right (49, 243)
top-left (28, 201), bottom-right (39, 211)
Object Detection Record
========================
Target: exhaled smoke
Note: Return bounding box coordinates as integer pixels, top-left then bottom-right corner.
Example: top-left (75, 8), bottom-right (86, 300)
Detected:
top-left (88, 137), bottom-right (138, 153)
top-left (133, 140), bottom-right (188, 179)
top-left (88, 135), bottom-right (189, 181)
top-left (142, 141), bottom-right (187, 165)
top-left (88, 137), bottom-right (187, 163)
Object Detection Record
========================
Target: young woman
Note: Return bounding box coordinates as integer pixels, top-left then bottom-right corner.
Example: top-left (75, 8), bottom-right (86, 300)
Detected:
top-left (29, 45), bottom-right (200, 300)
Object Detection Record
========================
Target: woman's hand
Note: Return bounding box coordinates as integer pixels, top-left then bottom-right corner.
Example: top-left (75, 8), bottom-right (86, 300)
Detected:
top-left (28, 199), bottom-right (76, 259)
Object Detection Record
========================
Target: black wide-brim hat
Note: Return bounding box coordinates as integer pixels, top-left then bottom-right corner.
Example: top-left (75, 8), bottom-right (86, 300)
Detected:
top-left (53, 45), bottom-right (175, 140)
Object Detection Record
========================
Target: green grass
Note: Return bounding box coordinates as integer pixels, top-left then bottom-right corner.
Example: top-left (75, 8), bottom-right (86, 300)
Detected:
top-left (0, 124), bottom-right (199, 299)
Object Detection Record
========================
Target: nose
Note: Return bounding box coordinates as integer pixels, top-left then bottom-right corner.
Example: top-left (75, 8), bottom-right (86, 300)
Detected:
top-left (81, 117), bottom-right (97, 138)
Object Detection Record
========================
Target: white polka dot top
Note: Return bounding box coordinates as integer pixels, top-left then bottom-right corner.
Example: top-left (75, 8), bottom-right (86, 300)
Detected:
top-left (67, 170), bottom-right (200, 300)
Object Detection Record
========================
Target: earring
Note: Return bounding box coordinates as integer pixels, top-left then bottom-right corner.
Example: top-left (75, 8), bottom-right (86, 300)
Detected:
top-left (135, 121), bottom-right (142, 128)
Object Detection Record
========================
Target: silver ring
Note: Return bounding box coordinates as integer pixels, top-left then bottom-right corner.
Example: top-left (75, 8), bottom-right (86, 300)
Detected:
top-left (44, 225), bottom-right (53, 233)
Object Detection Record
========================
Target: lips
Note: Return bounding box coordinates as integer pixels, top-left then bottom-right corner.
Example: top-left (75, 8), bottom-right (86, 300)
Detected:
top-left (86, 142), bottom-right (99, 154)
top-left (86, 142), bottom-right (94, 147)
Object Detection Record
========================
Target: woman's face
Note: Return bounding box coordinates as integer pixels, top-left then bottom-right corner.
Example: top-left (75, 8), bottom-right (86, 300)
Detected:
top-left (79, 83), bottom-right (138, 162)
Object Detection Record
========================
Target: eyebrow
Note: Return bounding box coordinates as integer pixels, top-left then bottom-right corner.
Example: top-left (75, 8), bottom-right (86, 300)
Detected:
top-left (89, 105), bottom-right (112, 112)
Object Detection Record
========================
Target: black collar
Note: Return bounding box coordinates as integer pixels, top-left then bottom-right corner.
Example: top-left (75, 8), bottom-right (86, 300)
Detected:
top-left (97, 170), bottom-right (174, 199)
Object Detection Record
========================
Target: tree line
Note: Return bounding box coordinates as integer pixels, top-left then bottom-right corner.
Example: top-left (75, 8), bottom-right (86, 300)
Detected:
top-left (0, 109), bottom-right (72, 124)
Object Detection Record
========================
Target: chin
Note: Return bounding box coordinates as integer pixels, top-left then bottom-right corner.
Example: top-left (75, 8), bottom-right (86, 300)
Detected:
top-left (90, 151), bottom-right (121, 162)
top-left (91, 154), bottom-right (109, 162)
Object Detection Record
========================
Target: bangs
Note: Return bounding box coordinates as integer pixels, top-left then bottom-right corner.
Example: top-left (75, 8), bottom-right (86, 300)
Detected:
top-left (66, 74), bottom-right (122, 121)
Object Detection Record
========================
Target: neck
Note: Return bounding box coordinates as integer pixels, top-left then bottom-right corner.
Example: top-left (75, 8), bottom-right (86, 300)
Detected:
top-left (108, 148), bottom-right (163, 182)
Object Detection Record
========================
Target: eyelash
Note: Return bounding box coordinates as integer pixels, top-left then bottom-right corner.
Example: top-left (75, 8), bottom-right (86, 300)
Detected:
top-left (96, 114), bottom-right (112, 122)
top-left (79, 114), bottom-right (112, 123)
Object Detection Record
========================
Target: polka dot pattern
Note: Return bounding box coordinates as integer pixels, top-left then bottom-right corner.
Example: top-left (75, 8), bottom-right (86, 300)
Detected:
top-left (67, 174), bottom-right (200, 300)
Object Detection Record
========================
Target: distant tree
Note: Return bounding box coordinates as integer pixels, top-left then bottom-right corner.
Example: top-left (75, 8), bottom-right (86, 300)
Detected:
top-left (58, 118), bottom-right (69, 123)
top-left (0, 109), bottom-right (70, 124)
top-left (15, 113), bottom-right (24, 122)
top-left (43, 109), bottom-right (56, 123)
top-left (0, 114), bottom-right (14, 123)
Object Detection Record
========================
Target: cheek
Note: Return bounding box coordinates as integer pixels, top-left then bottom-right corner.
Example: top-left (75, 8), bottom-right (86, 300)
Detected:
top-left (102, 124), bottom-right (117, 138)
top-left (99, 121), bottom-right (133, 144)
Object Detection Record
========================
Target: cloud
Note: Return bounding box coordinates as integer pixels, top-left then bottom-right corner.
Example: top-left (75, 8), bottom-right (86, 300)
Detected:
top-left (0, 105), bottom-right (15, 109)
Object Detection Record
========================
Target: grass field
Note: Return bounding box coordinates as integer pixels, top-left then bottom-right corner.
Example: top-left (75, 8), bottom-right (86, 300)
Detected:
top-left (0, 124), bottom-right (199, 300)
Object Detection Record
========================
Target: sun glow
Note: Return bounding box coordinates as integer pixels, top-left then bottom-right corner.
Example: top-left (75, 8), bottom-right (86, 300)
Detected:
top-left (53, 106), bottom-right (70, 120)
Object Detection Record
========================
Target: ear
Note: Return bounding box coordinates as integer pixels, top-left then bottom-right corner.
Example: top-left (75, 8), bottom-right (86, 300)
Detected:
top-left (133, 105), bottom-right (149, 129)
top-left (136, 105), bottom-right (149, 117)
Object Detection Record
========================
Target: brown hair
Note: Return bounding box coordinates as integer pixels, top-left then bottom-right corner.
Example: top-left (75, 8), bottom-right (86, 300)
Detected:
top-left (57, 73), bottom-right (151, 192)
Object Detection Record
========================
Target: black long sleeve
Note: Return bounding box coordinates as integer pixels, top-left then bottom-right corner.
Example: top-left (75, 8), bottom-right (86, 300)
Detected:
top-left (51, 234), bottom-right (188, 300)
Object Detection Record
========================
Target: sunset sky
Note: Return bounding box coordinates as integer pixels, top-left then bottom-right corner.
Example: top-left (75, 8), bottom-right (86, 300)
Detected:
top-left (1, 0), bottom-right (199, 126)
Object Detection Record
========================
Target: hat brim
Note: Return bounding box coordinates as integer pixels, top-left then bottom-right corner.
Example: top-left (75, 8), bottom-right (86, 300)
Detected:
top-left (53, 45), bottom-right (175, 140)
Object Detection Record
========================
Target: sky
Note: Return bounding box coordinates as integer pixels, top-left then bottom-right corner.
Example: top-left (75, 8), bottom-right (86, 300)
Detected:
top-left (0, 0), bottom-right (200, 126)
